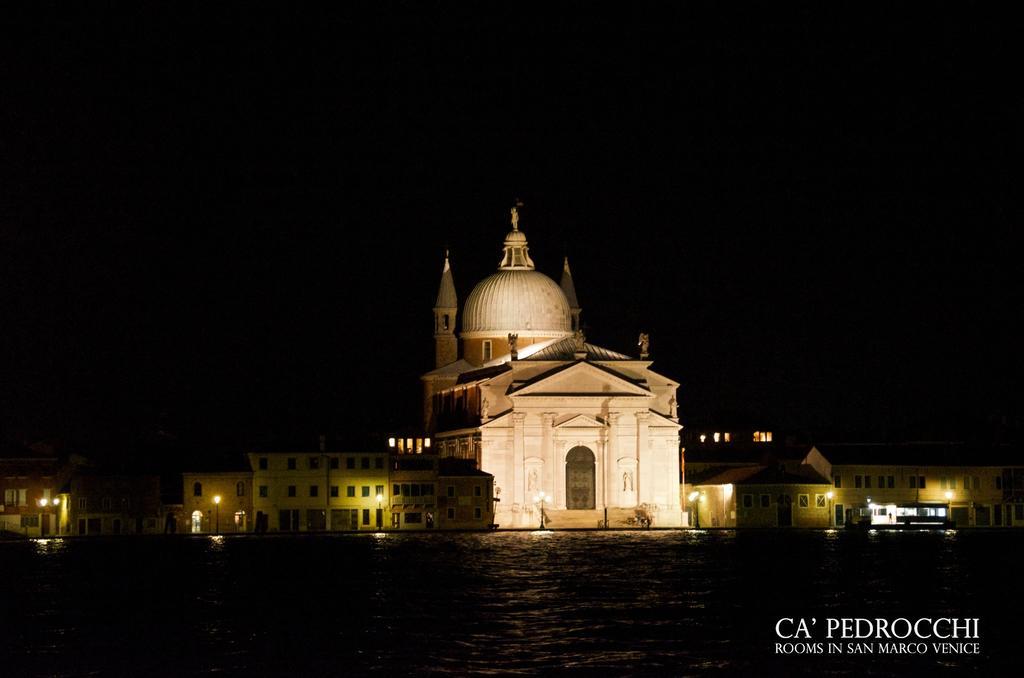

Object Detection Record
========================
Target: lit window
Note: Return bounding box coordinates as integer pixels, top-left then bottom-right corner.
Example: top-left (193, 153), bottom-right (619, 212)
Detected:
top-left (388, 437), bottom-right (396, 448)
top-left (483, 340), bottom-right (492, 362)
top-left (723, 432), bottom-right (731, 443)
top-left (713, 432), bottom-right (720, 443)
top-left (424, 438), bottom-right (431, 448)
top-left (699, 434), bottom-right (706, 443)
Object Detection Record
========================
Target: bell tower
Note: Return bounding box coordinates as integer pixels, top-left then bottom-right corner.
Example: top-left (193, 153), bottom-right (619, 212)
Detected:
top-left (433, 251), bottom-right (458, 368)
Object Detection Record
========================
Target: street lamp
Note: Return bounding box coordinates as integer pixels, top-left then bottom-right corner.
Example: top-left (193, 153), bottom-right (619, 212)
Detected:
top-left (533, 491), bottom-right (548, 529)
top-left (376, 493), bottom-right (384, 529)
top-left (213, 495), bottom-right (221, 534)
top-left (826, 491), bottom-right (834, 527)
top-left (944, 490), bottom-right (953, 526)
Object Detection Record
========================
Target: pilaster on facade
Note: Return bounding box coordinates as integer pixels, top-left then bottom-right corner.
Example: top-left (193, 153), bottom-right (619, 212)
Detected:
top-left (512, 412), bottom-right (527, 509)
top-left (635, 411), bottom-right (651, 504)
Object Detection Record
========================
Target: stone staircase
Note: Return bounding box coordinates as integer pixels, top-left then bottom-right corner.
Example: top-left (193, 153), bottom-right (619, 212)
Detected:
top-left (539, 508), bottom-right (646, 529)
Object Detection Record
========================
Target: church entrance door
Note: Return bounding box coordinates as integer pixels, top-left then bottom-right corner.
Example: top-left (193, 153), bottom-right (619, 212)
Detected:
top-left (565, 447), bottom-right (596, 509)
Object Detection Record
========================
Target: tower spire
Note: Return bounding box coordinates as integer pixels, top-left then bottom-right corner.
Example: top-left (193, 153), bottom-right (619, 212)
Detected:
top-left (433, 251), bottom-right (458, 368)
top-left (560, 256), bottom-right (582, 331)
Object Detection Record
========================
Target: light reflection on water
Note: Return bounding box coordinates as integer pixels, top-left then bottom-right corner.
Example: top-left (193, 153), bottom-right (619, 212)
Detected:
top-left (0, 530), bottom-right (1018, 676)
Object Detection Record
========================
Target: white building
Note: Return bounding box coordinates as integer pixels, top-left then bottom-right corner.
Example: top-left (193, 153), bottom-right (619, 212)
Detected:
top-left (422, 207), bottom-right (683, 527)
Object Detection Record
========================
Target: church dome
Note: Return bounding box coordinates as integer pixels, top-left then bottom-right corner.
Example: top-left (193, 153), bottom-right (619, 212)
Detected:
top-left (462, 269), bottom-right (572, 336)
top-left (460, 205), bottom-right (573, 338)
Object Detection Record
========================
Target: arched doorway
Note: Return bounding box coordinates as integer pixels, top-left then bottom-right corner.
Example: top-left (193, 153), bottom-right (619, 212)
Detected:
top-left (565, 447), bottom-right (596, 509)
top-left (191, 510), bottom-right (203, 533)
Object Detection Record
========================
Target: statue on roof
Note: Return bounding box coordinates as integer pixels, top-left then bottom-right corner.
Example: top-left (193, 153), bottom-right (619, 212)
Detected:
top-left (638, 332), bottom-right (650, 357)
top-left (507, 333), bottom-right (518, 359)
top-left (572, 329), bottom-right (586, 353)
top-left (510, 199), bottom-right (523, 231)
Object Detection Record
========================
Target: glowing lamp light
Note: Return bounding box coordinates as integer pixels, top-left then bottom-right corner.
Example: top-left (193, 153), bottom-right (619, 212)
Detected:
top-left (376, 493), bottom-right (383, 503)
top-left (944, 490), bottom-right (953, 500)
top-left (688, 491), bottom-right (700, 501)
top-left (213, 495), bottom-right (222, 505)
top-left (826, 491), bottom-right (834, 500)
top-left (52, 498), bottom-right (60, 506)
top-left (38, 498), bottom-right (49, 507)
top-left (699, 492), bottom-right (707, 503)
top-left (867, 498), bottom-right (873, 505)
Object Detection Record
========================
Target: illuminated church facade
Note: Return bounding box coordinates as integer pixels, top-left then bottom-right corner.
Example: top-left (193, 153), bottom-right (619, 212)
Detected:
top-left (422, 207), bottom-right (683, 527)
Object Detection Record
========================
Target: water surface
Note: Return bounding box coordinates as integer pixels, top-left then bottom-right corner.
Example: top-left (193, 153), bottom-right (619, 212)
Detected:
top-left (0, 530), bottom-right (1015, 676)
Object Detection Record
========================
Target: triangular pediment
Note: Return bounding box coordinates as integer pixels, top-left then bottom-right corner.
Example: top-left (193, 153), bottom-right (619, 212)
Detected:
top-left (509, 361), bottom-right (652, 398)
top-left (554, 414), bottom-right (606, 429)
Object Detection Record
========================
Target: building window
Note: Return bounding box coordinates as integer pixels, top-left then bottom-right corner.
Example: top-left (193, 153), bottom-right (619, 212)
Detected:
top-left (361, 486), bottom-right (370, 498)
top-left (405, 512), bottom-right (422, 524)
top-left (742, 494), bottom-right (753, 508)
top-left (193, 482), bottom-right (202, 497)
top-left (287, 458), bottom-right (296, 470)
top-left (78, 497), bottom-right (87, 510)
top-left (760, 495), bottom-right (770, 508)
top-left (402, 484), bottom-right (411, 497)
top-left (329, 457), bottom-right (339, 470)
top-left (346, 457), bottom-right (355, 470)
top-left (258, 457), bottom-right (268, 470)
top-left (443, 314), bottom-right (450, 331)
top-left (362, 509), bottom-right (370, 525)
top-left (918, 476), bottom-right (926, 489)
top-left (753, 431), bottom-right (772, 442)
top-left (909, 476), bottom-right (917, 489)
top-left (330, 486), bottom-right (339, 497)
top-left (411, 484), bottom-right (421, 497)
top-left (877, 476), bottom-right (884, 489)
top-left (798, 494), bottom-right (809, 509)
top-left (102, 497), bottom-right (111, 511)
top-left (259, 486), bottom-right (268, 498)
top-left (447, 486), bottom-right (455, 497)
top-left (482, 340), bottom-right (492, 362)
top-left (973, 476), bottom-right (980, 490)
top-left (474, 507), bottom-right (482, 519)
top-left (287, 486), bottom-right (296, 497)
top-left (1016, 505), bottom-right (1024, 521)
top-left (309, 485), bottom-right (319, 497)
top-left (375, 485), bottom-right (384, 497)
top-left (236, 481), bottom-right (245, 496)
top-left (447, 507), bottom-right (456, 519)
top-left (309, 457), bottom-right (320, 470)
top-left (855, 476), bottom-right (863, 489)
top-left (422, 484), bottom-right (434, 496)
top-left (393, 484), bottom-right (401, 496)
top-left (815, 494), bottom-right (827, 508)
top-left (375, 457), bottom-right (384, 469)
top-left (996, 476), bottom-right (1003, 490)
top-left (834, 474), bottom-right (842, 488)
top-left (347, 486), bottom-right (355, 498)
top-left (474, 485), bottom-right (482, 497)
top-left (713, 432), bottom-right (720, 443)
top-left (21, 515), bottom-right (40, 528)
top-left (361, 457), bottom-right (370, 470)
top-left (723, 432), bottom-right (731, 443)
top-left (887, 476), bottom-right (895, 489)
top-left (864, 476), bottom-right (872, 489)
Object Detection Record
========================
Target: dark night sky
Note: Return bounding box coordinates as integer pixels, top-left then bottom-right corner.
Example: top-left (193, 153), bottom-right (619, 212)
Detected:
top-left (1, 4), bottom-right (1019, 451)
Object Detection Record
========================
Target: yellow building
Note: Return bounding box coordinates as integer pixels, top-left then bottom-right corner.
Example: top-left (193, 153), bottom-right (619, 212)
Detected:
top-left (248, 449), bottom-right (389, 532)
top-left (820, 443), bottom-right (1023, 528)
top-left (687, 461), bottom-right (832, 528)
top-left (437, 457), bottom-right (495, 529)
top-left (182, 469), bottom-right (253, 534)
